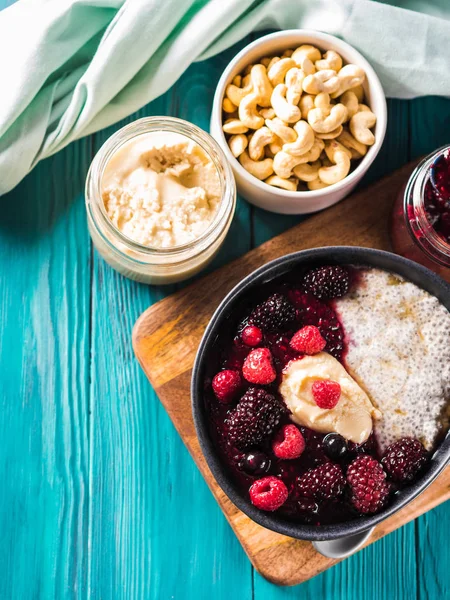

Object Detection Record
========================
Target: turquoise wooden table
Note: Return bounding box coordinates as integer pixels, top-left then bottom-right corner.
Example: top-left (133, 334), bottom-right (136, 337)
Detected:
top-left (1, 24), bottom-right (450, 599)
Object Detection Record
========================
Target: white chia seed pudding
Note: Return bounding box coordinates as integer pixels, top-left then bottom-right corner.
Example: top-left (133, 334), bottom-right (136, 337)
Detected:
top-left (335, 268), bottom-right (450, 451)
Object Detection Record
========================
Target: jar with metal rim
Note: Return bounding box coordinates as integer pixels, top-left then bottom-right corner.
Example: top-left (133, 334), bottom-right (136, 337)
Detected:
top-left (85, 117), bottom-right (236, 284)
top-left (390, 144), bottom-right (450, 282)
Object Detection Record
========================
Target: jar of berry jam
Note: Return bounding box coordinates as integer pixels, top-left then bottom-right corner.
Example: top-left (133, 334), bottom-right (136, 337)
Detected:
top-left (390, 145), bottom-right (450, 282)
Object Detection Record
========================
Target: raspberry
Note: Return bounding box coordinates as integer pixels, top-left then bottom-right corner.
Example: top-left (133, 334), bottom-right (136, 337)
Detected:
top-left (381, 438), bottom-right (428, 483)
top-left (296, 463), bottom-right (345, 500)
top-left (249, 476), bottom-right (288, 511)
top-left (272, 424), bottom-right (305, 459)
top-left (242, 347), bottom-right (276, 384)
top-left (212, 370), bottom-right (241, 403)
top-left (303, 266), bottom-right (350, 299)
top-left (347, 455), bottom-right (390, 514)
top-left (249, 293), bottom-right (296, 332)
top-left (226, 387), bottom-right (287, 450)
top-left (290, 325), bottom-right (326, 355)
top-left (241, 325), bottom-right (263, 347)
top-left (312, 379), bottom-right (341, 409)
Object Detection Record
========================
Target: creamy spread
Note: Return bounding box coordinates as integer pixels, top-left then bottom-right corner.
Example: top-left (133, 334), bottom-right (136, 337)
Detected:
top-left (101, 132), bottom-right (221, 248)
top-left (335, 268), bottom-right (450, 451)
top-left (280, 352), bottom-right (380, 443)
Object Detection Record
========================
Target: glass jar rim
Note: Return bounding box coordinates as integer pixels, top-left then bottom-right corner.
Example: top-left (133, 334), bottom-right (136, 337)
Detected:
top-left (406, 144), bottom-right (450, 265)
top-left (86, 116), bottom-right (236, 259)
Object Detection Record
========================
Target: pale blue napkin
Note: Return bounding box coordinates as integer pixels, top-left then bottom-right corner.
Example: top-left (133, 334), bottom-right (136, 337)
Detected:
top-left (0, 0), bottom-right (449, 195)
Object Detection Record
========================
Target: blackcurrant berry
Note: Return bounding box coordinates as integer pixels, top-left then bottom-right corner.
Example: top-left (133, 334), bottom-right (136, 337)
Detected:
top-left (323, 433), bottom-right (348, 461)
top-left (240, 451), bottom-right (271, 475)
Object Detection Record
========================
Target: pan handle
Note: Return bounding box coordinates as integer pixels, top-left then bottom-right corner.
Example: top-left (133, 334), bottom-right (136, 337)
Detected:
top-left (312, 527), bottom-right (375, 558)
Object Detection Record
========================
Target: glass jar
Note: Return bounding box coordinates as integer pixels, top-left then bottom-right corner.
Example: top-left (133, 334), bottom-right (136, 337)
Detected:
top-left (390, 144), bottom-right (450, 282)
top-left (85, 117), bottom-right (236, 284)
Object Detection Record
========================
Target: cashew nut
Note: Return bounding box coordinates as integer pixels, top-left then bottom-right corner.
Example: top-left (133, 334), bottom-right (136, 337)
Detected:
top-left (296, 55), bottom-right (315, 75)
top-left (239, 151), bottom-right (274, 180)
top-left (269, 136), bottom-right (283, 155)
top-left (285, 67), bottom-right (305, 105)
top-left (282, 48), bottom-right (294, 58)
top-left (222, 118), bottom-right (249, 134)
top-left (239, 93), bottom-right (264, 129)
top-left (325, 139), bottom-right (352, 161)
top-left (222, 98), bottom-right (237, 113)
top-left (282, 120), bottom-right (315, 156)
top-left (242, 74), bottom-right (251, 88)
top-left (260, 57), bottom-right (271, 68)
top-left (350, 84), bottom-right (364, 103)
top-left (232, 75), bottom-right (242, 87)
top-left (337, 129), bottom-right (367, 158)
top-left (249, 127), bottom-right (275, 160)
top-left (226, 81), bottom-right (253, 106)
top-left (314, 92), bottom-right (332, 114)
top-left (318, 147), bottom-right (351, 185)
top-left (295, 137), bottom-right (325, 164)
top-left (268, 57), bottom-right (296, 86)
top-left (267, 56), bottom-right (281, 71)
top-left (244, 63), bottom-right (255, 76)
top-left (265, 117), bottom-right (297, 143)
top-left (228, 134), bottom-right (248, 157)
top-left (293, 160), bottom-right (321, 182)
top-left (273, 151), bottom-right (305, 179)
top-left (308, 178), bottom-right (330, 190)
top-left (303, 70), bottom-right (340, 95)
top-left (299, 94), bottom-right (315, 119)
top-left (340, 91), bottom-right (359, 120)
top-left (308, 103), bottom-right (348, 133)
top-left (331, 64), bottom-right (365, 98)
top-left (264, 175), bottom-right (298, 191)
top-left (292, 44), bottom-right (322, 65)
top-left (315, 125), bottom-right (343, 139)
top-left (316, 50), bottom-right (343, 72)
top-left (250, 64), bottom-right (273, 107)
top-left (271, 84), bottom-right (301, 123)
top-left (349, 109), bottom-right (376, 145)
top-left (259, 107), bottom-right (276, 119)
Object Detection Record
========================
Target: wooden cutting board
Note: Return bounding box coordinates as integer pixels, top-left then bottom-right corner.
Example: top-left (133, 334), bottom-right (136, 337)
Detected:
top-left (132, 162), bottom-right (450, 586)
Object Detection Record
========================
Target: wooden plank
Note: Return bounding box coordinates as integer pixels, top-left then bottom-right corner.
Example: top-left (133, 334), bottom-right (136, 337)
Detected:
top-left (0, 137), bottom-right (91, 599)
top-left (133, 159), bottom-right (450, 587)
top-left (410, 95), bottom-right (450, 600)
top-left (87, 43), bottom-right (255, 600)
top-left (269, 96), bottom-right (418, 600)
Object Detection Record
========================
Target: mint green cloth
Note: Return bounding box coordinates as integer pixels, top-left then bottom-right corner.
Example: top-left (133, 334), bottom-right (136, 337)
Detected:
top-left (0, 0), bottom-right (449, 195)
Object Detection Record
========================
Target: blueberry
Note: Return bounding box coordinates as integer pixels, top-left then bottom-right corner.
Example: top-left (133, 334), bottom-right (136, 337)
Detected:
top-left (241, 451), bottom-right (271, 475)
top-left (323, 433), bottom-right (348, 461)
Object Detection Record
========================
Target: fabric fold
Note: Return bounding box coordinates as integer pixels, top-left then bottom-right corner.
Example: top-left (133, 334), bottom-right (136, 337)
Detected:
top-left (0, 0), bottom-right (449, 195)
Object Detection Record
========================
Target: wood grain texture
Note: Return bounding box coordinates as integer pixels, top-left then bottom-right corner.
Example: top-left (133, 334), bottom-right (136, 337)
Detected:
top-left (0, 13), bottom-right (449, 598)
top-left (133, 162), bottom-right (450, 586)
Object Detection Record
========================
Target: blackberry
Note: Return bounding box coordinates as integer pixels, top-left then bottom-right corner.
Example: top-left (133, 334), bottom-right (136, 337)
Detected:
top-left (226, 387), bottom-right (287, 450)
top-left (347, 455), bottom-right (390, 514)
top-left (303, 266), bottom-right (350, 299)
top-left (381, 437), bottom-right (428, 483)
top-left (296, 463), bottom-right (345, 500)
top-left (249, 293), bottom-right (296, 332)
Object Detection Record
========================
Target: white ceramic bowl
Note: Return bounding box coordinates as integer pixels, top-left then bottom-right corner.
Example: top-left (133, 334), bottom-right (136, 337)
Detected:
top-left (210, 30), bottom-right (387, 215)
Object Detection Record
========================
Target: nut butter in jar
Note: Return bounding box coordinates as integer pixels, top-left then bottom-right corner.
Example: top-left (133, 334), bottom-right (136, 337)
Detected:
top-left (390, 144), bottom-right (450, 282)
top-left (86, 117), bottom-right (236, 284)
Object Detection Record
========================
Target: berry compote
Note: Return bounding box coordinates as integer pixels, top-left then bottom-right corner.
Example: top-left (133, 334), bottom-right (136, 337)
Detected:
top-left (204, 265), bottom-right (431, 525)
top-left (204, 266), bottom-right (387, 525)
top-left (390, 145), bottom-right (450, 282)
